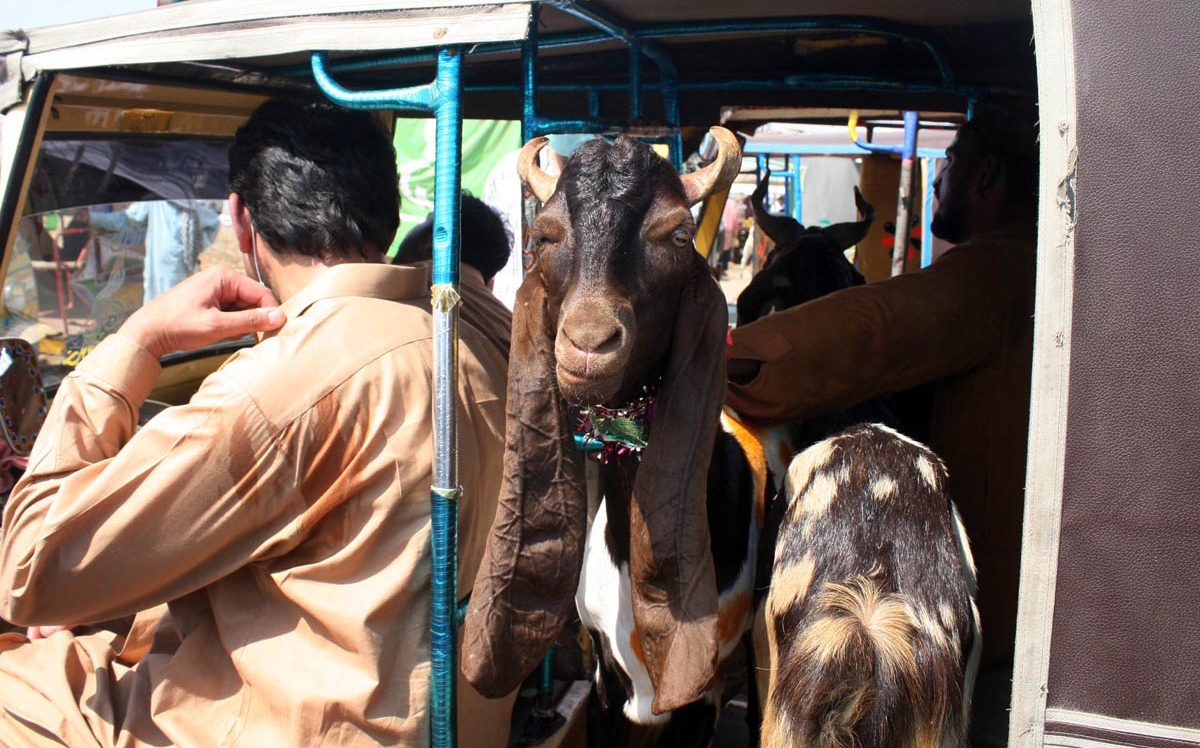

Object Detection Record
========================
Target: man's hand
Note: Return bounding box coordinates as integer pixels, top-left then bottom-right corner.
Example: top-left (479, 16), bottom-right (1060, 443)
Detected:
top-left (119, 267), bottom-right (285, 358)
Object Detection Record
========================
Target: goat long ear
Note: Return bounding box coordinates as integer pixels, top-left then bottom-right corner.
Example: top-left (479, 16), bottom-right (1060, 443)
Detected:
top-left (629, 250), bottom-right (729, 714)
top-left (823, 186), bottom-right (876, 251)
top-left (462, 267), bottom-right (587, 697)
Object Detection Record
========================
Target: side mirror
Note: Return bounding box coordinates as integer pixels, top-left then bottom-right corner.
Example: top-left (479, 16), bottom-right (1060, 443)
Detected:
top-left (0, 338), bottom-right (49, 455)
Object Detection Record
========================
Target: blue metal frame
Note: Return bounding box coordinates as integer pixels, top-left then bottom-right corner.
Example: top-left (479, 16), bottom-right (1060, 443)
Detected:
top-left (519, 2), bottom-right (683, 168)
top-left (790, 155), bottom-right (804, 221)
top-left (744, 142), bottom-right (944, 158)
top-left (282, 11), bottom-right (1028, 112)
top-left (747, 142), bottom-right (945, 259)
top-left (312, 48), bottom-right (463, 748)
top-left (541, 1), bottom-right (683, 166)
top-left (852, 109), bottom-right (919, 157)
top-left (922, 156), bottom-right (936, 268)
top-left (522, 4), bottom-right (611, 142)
top-left (290, 13), bottom-right (956, 91)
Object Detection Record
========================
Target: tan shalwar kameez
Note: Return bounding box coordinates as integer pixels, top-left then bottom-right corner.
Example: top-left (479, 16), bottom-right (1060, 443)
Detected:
top-left (727, 226), bottom-right (1036, 669)
top-left (0, 264), bottom-right (511, 748)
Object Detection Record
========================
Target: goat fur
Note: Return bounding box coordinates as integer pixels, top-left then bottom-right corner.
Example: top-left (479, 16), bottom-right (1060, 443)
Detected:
top-left (763, 424), bottom-right (980, 748)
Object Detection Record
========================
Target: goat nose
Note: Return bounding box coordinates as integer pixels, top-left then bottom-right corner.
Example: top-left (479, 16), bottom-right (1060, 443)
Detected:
top-left (564, 323), bottom-right (621, 355)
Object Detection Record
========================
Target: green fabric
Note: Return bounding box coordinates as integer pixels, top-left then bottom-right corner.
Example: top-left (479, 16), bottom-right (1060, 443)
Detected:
top-left (389, 118), bottom-right (521, 258)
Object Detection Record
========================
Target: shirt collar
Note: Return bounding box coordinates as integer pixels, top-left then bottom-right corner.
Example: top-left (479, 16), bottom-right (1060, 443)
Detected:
top-left (281, 263), bottom-right (428, 318)
top-left (257, 264), bottom-right (427, 343)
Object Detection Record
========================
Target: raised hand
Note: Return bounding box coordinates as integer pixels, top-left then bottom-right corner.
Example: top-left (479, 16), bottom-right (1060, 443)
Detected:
top-left (119, 266), bottom-right (285, 358)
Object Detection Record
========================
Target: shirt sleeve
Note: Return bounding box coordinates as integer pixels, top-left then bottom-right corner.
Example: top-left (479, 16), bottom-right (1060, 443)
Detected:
top-left (725, 244), bottom-right (1013, 425)
top-left (0, 335), bottom-right (303, 626)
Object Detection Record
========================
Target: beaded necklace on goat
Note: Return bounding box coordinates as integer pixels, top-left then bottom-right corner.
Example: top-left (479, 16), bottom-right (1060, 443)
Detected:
top-left (575, 384), bottom-right (657, 464)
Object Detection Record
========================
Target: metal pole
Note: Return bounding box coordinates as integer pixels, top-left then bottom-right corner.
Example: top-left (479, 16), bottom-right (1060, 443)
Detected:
top-left (310, 48), bottom-right (463, 748)
top-left (791, 154), bottom-right (803, 221)
top-left (922, 156), bottom-right (936, 268)
top-left (890, 110), bottom-right (919, 277)
top-left (288, 14), bottom-right (957, 91)
top-left (430, 47), bottom-right (463, 748)
top-left (521, 6), bottom-right (544, 279)
top-left (541, 0), bottom-right (682, 166)
top-left (628, 47), bottom-right (642, 122)
top-left (783, 156), bottom-right (792, 220)
top-left (522, 5), bottom-right (540, 144)
top-left (522, 5), bottom-right (609, 139)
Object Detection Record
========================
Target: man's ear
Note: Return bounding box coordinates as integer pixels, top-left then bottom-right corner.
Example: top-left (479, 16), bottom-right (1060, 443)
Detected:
top-left (971, 153), bottom-right (1004, 197)
top-left (228, 192), bottom-right (253, 257)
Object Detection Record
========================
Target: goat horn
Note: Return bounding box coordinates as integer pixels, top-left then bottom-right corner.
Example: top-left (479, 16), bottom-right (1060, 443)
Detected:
top-left (751, 170), bottom-right (803, 248)
top-left (517, 136), bottom-right (558, 203)
top-left (680, 126), bottom-right (742, 206)
top-left (822, 186), bottom-right (877, 251)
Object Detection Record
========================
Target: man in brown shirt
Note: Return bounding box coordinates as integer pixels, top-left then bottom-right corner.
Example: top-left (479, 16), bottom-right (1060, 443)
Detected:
top-left (0, 100), bottom-right (509, 747)
top-left (728, 109), bottom-right (1037, 743)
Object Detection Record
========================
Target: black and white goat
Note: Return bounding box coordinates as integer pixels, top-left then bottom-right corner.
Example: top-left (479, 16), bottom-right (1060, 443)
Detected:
top-left (577, 409), bottom-right (771, 745)
top-left (762, 424), bottom-right (980, 748)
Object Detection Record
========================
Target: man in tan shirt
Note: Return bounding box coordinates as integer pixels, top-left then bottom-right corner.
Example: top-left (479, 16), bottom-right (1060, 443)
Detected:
top-left (0, 100), bottom-right (509, 747)
top-left (728, 109), bottom-right (1037, 745)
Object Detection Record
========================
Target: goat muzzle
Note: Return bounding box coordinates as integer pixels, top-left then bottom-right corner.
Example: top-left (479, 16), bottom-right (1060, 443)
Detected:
top-left (554, 304), bottom-right (634, 402)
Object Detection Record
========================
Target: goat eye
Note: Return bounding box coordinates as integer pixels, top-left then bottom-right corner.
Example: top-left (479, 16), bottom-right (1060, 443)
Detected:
top-left (671, 230), bottom-right (692, 248)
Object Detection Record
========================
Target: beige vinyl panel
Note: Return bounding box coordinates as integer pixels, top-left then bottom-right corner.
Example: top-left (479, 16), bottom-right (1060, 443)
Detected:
top-left (1009, 0), bottom-right (1078, 744)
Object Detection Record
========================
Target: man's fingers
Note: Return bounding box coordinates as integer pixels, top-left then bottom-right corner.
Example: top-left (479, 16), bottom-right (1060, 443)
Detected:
top-left (215, 267), bottom-right (280, 311)
top-left (208, 307), bottom-right (286, 340)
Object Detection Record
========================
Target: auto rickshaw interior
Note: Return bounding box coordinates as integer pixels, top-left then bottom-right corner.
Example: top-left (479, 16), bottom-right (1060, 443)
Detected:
top-left (0, 0), bottom-right (1038, 743)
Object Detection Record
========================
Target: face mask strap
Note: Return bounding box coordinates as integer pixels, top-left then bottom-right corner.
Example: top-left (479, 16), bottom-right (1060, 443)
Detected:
top-left (249, 219), bottom-right (266, 286)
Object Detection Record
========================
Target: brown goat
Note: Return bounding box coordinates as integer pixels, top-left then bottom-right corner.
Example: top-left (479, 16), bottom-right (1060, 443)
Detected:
top-left (763, 424), bottom-right (980, 748)
top-left (463, 129), bottom-right (743, 722)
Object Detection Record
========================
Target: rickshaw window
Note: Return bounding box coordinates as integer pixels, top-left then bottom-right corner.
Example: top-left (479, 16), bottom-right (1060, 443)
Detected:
top-left (6, 136), bottom-right (250, 387)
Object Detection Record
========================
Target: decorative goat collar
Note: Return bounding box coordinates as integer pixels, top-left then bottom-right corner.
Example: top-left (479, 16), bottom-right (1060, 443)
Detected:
top-left (576, 385), bottom-right (657, 463)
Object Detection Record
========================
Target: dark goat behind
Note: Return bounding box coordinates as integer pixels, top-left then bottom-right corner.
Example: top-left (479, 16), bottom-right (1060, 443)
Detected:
top-left (736, 173), bottom-right (875, 326)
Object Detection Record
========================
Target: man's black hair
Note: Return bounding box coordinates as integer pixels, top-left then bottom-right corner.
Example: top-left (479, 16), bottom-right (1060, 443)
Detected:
top-left (392, 193), bottom-right (512, 283)
top-left (958, 103), bottom-right (1040, 209)
top-left (228, 99), bottom-right (400, 260)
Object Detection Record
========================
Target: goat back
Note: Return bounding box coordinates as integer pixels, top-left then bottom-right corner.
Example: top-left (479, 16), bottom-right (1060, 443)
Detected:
top-left (762, 423), bottom-right (978, 748)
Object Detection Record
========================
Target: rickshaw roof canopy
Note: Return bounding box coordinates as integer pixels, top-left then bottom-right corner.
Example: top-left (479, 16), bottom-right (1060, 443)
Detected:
top-left (2, 0), bottom-right (1035, 123)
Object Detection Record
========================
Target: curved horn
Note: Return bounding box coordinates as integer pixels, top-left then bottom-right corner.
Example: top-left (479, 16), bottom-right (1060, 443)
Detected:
top-left (517, 136), bottom-right (558, 202)
top-left (680, 126), bottom-right (742, 206)
top-left (822, 186), bottom-right (877, 251)
top-left (750, 168), bottom-right (803, 249)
